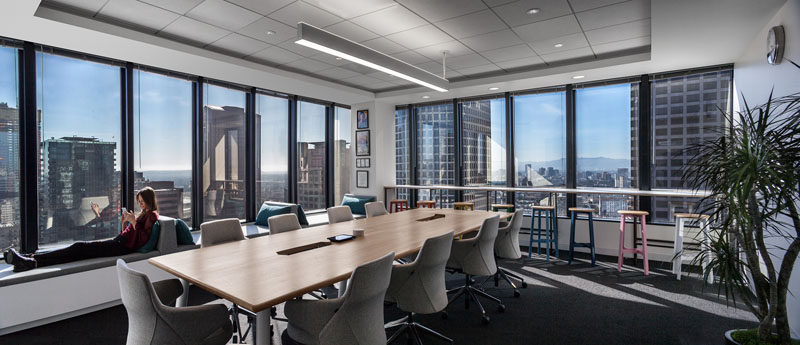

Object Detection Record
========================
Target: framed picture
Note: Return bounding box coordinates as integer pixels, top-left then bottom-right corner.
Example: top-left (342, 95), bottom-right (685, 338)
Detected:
top-left (356, 170), bottom-right (369, 188)
top-left (356, 130), bottom-right (370, 156)
top-left (356, 109), bottom-right (369, 129)
top-left (356, 158), bottom-right (371, 168)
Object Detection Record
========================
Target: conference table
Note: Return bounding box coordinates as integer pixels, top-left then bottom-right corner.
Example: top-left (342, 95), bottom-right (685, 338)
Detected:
top-left (148, 208), bottom-right (506, 345)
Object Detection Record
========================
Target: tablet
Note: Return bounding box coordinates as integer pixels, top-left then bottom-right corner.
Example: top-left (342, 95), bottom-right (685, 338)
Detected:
top-left (327, 234), bottom-right (356, 242)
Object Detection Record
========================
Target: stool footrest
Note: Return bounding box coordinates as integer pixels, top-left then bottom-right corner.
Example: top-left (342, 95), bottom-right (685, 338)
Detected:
top-left (572, 242), bottom-right (593, 248)
top-left (621, 247), bottom-right (645, 255)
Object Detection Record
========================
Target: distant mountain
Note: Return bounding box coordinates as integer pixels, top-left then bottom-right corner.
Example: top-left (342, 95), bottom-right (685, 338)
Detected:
top-left (517, 157), bottom-right (630, 173)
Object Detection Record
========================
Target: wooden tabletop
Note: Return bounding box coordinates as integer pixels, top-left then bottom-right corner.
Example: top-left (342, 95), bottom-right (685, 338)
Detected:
top-left (148, 209), bottom-right (505, 313)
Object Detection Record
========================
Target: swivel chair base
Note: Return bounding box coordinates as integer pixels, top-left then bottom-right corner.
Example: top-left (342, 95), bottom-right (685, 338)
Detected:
top-left (386, 312), bottom-right (453, 344)
top-left (446, 274), bottom-right (505, 324)
top-left (488, 267), bottom-right (528, 297)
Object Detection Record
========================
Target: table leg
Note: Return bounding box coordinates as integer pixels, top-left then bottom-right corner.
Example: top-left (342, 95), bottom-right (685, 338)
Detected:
top-left (176, 278), bottom-right (190, 307)
top-left (255, 309), bottom-right (272, 345)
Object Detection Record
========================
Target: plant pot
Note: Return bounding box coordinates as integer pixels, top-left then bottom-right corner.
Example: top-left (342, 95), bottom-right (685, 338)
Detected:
top-left (725, 329), bottom-right (743, 345)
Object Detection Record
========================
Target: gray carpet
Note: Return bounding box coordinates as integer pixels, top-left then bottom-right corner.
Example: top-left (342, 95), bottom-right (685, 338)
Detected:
top-left (0, 253), bottom-right (757, 345)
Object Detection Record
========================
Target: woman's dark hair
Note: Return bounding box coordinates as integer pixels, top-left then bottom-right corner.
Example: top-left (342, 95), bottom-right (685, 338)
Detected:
top-left (137, 187), bottom-right (158, 213)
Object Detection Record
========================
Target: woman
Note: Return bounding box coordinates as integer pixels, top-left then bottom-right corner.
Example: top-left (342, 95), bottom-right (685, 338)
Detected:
top-left (4, 188), bottom-right (159, 272)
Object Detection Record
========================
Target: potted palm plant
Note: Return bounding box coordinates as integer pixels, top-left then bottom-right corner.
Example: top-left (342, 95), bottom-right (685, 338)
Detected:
top-left (683, 78), bottom-right (800, 344)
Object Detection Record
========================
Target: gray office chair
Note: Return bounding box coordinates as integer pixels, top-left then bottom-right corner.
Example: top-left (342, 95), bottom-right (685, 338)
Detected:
top-left (285, 251), bottom-right (395, 345)
top-left (492, 210), bottom-right (528, 297)
top-left (327, 206), bottom-right (354, 224)
top-left (200, 218), bottom-right (244, 247)
top-left (446, 215), bottom-right (504, 324)
top-left (385, 231), bottom-right (454, 344)
top-left (268, 213), bottom-right (302, 234)
top-left (364, 201), bottom-right (389, 218)
top-left (116, 260), bottom-right (232, 345)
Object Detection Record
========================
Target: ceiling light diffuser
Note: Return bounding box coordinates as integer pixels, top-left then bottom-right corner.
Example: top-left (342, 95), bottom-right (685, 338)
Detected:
top-left (526, 8), bottom-right (540, 15)
top-left (488, 87), bottom-right (500, 91)
top-left (572, 75), bottom-right (585, 79)
top-left (422, 95), bottom-right (430, 99)
top-left (554, 43), bottom-right (563, 48)
top-left (295, 22), bottom-right (449, 92)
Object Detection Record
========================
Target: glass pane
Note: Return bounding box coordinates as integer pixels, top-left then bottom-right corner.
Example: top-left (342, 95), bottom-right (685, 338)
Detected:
top-left (202, 84), bottom-right (246, 221)
top-left (133, 70), bottom-right (193, 226)
top-left (416, 103), bottom-right (454, 207)
top-left (576, 83), bottom-right (639, 219)
top-left (394, 108), bottom-right (409, 201)
top-left (461, 98), bottom-right (506, 210)
top-left (0, 47), bottom-right (19, 251)
top-left (651, 70), bottom-right (731, 223)
top-left (334, 106), bottom-right (351, 204)
top-left (37, 53), bottom-right (122, 247)
top-left (256, 94), bottom-right (289, 206)
top-left (513, 92), bottom-right (566, 215)
top-left (297, 101), bottom-right (327, 211)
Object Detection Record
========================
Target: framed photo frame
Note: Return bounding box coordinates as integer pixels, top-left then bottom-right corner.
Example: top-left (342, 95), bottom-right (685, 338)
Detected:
top-left (356, 158), bottom-right (371, 168)
top-left (356, 170), bottom-right (369, 188)
top-left (356, 130), bottom-right (370, 156)
top-left (356, 109), bottom-right (369, 129)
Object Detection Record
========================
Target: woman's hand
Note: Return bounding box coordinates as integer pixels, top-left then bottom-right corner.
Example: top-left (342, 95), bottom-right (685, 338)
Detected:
top-left (121, 210), bottom-right (135, 225)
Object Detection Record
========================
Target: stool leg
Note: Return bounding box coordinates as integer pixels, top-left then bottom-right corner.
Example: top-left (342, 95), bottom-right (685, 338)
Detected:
top-left (553, 209), bottom-right (559, 258)
top-left (674, 218), bottom-right (683, 280)
top-left (702, 219), bottom-right (713, 284)
top-left (528, 210), bottom-right (535, 258)
top-left (568, 211), bottom-right (576, 264)
top-left (618, 215), bottom-right (626, 272)
top-left (588, 213), bottom-right (596, 267)
top-left (536, 211), bottom-right (543, 255)
top-left (640, 215), bottom-right (649, 275)
top-left (545, 210), bottom-right (551, 262)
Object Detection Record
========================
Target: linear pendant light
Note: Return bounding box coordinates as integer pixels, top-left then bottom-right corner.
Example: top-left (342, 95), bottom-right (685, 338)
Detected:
top-left (295, 22), bottom-right (449, 92)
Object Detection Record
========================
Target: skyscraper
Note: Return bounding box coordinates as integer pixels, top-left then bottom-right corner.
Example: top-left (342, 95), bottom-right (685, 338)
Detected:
top-left (297, 141), bottom-right (326, 210)
top-left (0, 103), bottom-right (19, 249)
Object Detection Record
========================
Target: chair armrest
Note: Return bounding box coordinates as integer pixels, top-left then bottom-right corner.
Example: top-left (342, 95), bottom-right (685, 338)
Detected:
top-left (152, 278), bottom-right (183, 306)
top-left (158, 303), bottom-right (231, 343)
top-left (284, 297), bottom-right (343, 336)
top-left (386, 263), bottom-right (415, 299)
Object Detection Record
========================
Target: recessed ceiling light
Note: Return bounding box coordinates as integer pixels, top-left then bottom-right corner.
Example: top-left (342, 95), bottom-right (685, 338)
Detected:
top-left (422, 95), bottom-right (430, 99)
top-left (335, 57), bottom-right (343, 60)
top-left (572, 75), bottom-right (585, 79)
top-left (488, 87), bottom-right (500, 91)
top-left (554, 43), bottom-right (564, 48)
top-left (526, 8), bottom-right (541, 15)
top-left (266, 30), bottom-right (275, 35)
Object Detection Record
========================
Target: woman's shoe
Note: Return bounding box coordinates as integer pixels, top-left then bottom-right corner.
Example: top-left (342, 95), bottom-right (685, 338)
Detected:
top-left (3, 250), bottom-right (10, 265)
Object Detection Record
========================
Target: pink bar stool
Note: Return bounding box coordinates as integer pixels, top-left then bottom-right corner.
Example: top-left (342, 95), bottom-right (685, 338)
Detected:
top-left (617, 210), bottom-right (650, 275)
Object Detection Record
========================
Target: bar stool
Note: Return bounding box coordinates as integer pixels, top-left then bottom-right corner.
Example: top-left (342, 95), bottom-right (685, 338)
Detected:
top-left (673, 213), bottom-right (713, 283)
top-left (617, 210), bottom-right (650, 275)
top-left (389, 199), bottom-right (408, 213)
top-left (417, 200), bottom-right (437, 209)
top-left (453, 202), bottom-right (475, 211)
top-left (491, 204), bottom-right (515, 212)
top-left (568, 208), bottom-right (596, 266)
top-left (529, 205), bottom-right (558, 262)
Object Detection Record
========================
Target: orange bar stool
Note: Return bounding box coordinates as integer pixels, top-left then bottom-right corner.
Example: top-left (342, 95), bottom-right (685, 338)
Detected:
top-left (453, 201), bottom-right (475, 211)
top-left (417, 200), bottom-right (437, 209)
top-left (389, 199), bottom-right (408, 213)
top-left (617, 210), bottom-right (650, 275)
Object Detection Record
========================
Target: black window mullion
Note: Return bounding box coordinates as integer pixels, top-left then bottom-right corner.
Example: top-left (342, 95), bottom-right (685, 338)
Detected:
top-left (19, 42), bottom-right (38, 253)
top-left (288, 95), bottom-right (298, 204)
top-left (505, 92), bottom-right (514, 205)
top-left (637, 75), bottom-right (652, 215)
top-left (192, 77), bottom-right (204, 228)
top-left (408, 104), bottom-right (417, 208)
top-left (453, 98), bottom-right (463, 202)
top-left (245, 88), bottom-right (256, 221)
top-left (121, 63), bottom-right (134, 212)
top-left (565, 84), bottom-right (576, 208)
top-left (325, 103), bottom-right (335, 208)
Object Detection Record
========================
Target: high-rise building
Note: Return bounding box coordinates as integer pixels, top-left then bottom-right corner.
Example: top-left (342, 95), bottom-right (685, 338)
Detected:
top-left (416, 103), bottom-right (455, 204)
top-left (0, 104), bottom-right (20, 237)
top-left (203, 105), bottom-right (246, 219)
top-left (297, 141), bottom-right (326, 210)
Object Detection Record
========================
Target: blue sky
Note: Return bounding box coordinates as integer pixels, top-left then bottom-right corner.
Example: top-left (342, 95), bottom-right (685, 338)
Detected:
top-left (0, 48), bottom-right (17, 107)
top-left (514, 92), bottom-right (566, 164)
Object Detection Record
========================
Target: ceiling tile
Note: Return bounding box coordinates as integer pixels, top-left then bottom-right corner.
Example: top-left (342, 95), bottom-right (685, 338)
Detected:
top-left (460, 29), bottom-right (524, 52)
top-left (140, 0), bottom-right (204, 14)
top-left (591, 36), bottom-right (650, 55)
top-left (494, 55), bottom-right (544, 69)
top-left (187, 0), bottom-right (262, 31)
top-left (158, 16), bottom-right (231, 45)
top-left (342, 74), bottom-right (383, 87)
top-left (512, 14), bottom-right (580, 42)
top-left (43, 0), bottom-right (107, 14)
top-left (575, 0), bottom-right (650, 30)
top-left (414, 61), bottom-right (459, 77)
top-left (324, 21), bottom-right (379, 42)
top-left (208, 33), bottom-right (270, 57)
top-left (350, 5), bottom-right (427, 36)
top-left (584, 19), bottom-right (650, 45)
top-left (367, 81), bottom-right (398, 90)
top-left (226, 0), bottom-right (294, 16)
top-left (268, 1), bottom-right (342, 28)
top-left (445, 53), bottom-right (491, 69)
top-left (387, 25), bottom-right (452, 50)
top-left (97, 0), bottom-right (180, 33)
top-left (278, 40), bottom-right (320, 56)
top-left (237, 16), bottom-right (296, 44)
top-left (492, 0), bottom-right (573, 27)
top-left (304, 0), bottom-right (395, 19)
top-left (367, 71), bottom-right (399, 82)
top-left (568, 0), bottom-right (628, 13)
top-left (528, 32), bottom-right (589, 55)
top-left (436, 10), bottom-right (507, 39)
top-left (309, 53), bottom-right (349, 66)
top-left (455, 64), bottom-right (502, 76)
top-left (281, 57), bottom-right (333, 72)
top-left (397, 0), bottom-right (488, 22)
top-left (313, 66), bottom-right (360, 80)
top-left (361, 37), bottom-right (408, 54)
top-left (248, 45), bottom-right (303, 64)
top-left (415, 40), bottom-right (472, 60)
top-left (539, 46), bottom-right (594, 63)
top-left (339, 62), bottom-right (376, 74)
top-left (481, 44), bottom-right (536, 63)
top-left (482, 0), bottom-right (516, 6)
top-left (390, 50), bottom-right (432, 65)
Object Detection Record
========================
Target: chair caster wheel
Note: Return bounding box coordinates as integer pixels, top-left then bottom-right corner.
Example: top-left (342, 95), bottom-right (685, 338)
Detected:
top-left (513, 290), bottom-right (521, 298)
top-left (481, 316), bottom-right (490, 324)
top-left (521, 281), bottom-right (528, 288)
top-left (441, 312), bottom-right (448, 320)
top-left (497, 304), bottom-right (506, 313)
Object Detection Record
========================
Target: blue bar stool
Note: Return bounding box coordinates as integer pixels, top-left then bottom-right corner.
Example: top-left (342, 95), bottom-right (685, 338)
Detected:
top-left (528, 205), bottom-right (558, 261)
top-left (568, 207), bottom-right (596, 266)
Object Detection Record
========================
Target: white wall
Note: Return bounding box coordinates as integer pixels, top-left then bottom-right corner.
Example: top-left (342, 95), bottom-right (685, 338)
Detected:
top-left (734, 0), bottom-right (800, 337)
top-left (349, 101), bottom-right (395, 203)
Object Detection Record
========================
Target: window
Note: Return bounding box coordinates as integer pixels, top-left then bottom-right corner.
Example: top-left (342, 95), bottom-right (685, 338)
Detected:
top-left (394, 107), bottom-right (409, 201)
top-left (37, 53), bottom-right (122, 246)
top-left (255, 94), bottom-right (289, 206)
top-left (513, 91), bottom-right (566, 215)
top-left (334, 106), bottom-right (351, 204)
top-left (133, 70), bottom-right (193, 226)
top-left (461, 97), bottom-right (506, 210)
top-left (0, 46), bottom-right (19, 250)
top-left (202, 84), bottom-right (246, 221)
top-left (650, 70), bottom-right (731, 223)
top-left (576, 83), bottom-right (639, 219)
top-left (297, 101), bottom-right (327, 211)
top-left (416, 102), bottom-right (454, 207)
